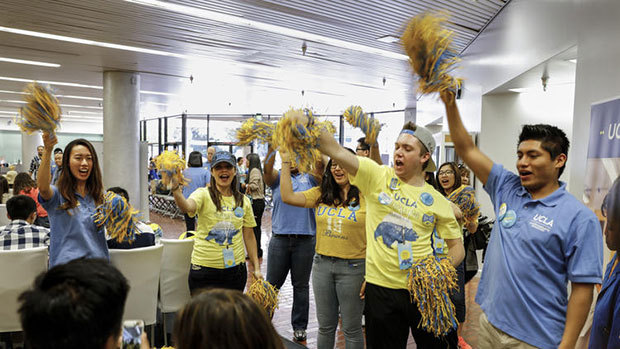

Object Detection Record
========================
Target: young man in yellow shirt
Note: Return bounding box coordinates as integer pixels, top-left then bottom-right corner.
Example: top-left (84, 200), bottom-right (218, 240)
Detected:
top-left (307, 119), bottom-right (465, 349)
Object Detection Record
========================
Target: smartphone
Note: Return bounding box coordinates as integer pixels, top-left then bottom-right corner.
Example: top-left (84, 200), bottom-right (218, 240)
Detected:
top-left (121, 319), bottom-right (144, 349)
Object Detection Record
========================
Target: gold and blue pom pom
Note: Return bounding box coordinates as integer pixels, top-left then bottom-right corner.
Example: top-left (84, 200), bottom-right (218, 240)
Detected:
top-left (401, 12), bottom-right (462, 95)
top-left (93, 191), bottom-right (141, 243)
top-left (343, 105), bottom-right (382, 146)
top-left (236, 118), bottom-right (276, 146)
top-left (15, 83), bottom-right (62, 136)
top-left (246, 279), bottom-right (279, 319)
top-left (154, 150), bottom-right (189, 189)
top-left (407, 255), bottom-right (458, 337)
top-left (272, 108), bottom-right (335, 174)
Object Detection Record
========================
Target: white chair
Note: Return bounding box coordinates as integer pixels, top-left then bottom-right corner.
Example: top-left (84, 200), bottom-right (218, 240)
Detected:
top-left (159, 238), bottom-right (194, 345)
top-left (109, 245), bottom-right (163, 327)
top-left (0, 204), bottom-right (9, 227)
top-left (0, 246), bottom-right (48, 332)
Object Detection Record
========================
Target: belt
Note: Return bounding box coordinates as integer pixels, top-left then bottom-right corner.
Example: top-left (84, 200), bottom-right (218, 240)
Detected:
top-left (274, 234), bottom-right (313, 239)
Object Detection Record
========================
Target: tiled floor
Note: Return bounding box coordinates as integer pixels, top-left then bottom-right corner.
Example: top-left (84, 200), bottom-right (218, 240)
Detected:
top-left (151, 208), bottom-right (482, 349)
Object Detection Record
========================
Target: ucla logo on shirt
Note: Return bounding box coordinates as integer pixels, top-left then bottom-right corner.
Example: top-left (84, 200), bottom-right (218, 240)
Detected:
top-left (529, 213), bottom-right (554, 232)
top-left (316, 206), bottom-right (358, 222)
top-left (393, 192), bottom-right (417, 208)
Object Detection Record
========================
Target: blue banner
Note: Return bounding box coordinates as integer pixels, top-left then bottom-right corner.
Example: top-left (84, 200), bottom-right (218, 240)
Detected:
top-left (587, 99), bottom-right (620, 158)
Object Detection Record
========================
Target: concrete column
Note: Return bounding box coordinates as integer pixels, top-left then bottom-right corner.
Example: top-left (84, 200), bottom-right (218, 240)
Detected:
top-left (103, 71), bottom-right (140, 210)
top-left (21, 132), bottom-right (43, 173)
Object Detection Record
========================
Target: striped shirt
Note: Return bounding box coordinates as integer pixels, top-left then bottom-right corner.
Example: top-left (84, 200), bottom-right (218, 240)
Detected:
top-left (0, 220), bottom-right (50, 250)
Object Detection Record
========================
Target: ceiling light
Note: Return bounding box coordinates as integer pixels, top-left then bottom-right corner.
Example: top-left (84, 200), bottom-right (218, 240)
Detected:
top-left (0, 110), bottom-right (17, 115)
top-left (568, 59), bottom-right (577, 64)
top-left (0, 89), bottom-right (102, 101)
top-left (0, 56), bottom-right (60, 68)
top-left (141, 90), bottom-right (177, 96)
top-left (0, 76), bottom-right (175, 95)
top-left (68, 110), bottom-right (102, 115)
top-left (60, 103), bottom-right (102, 109)
top-left (376, 35), bottom-right (400, 43)
top-left (0, 26), bottom-right (188, 59)
top-left (0, 76), bottom-right (102, 89)
top-left (0, 99), bottom-right (25, 104)
top-left (123, 0), bottom-right (409, 60)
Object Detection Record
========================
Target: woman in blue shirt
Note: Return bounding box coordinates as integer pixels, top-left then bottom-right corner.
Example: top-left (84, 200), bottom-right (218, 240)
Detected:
top-left (589, 177), bottom-right (620, 349)
top-left (182, 151), bottom-right (210, 232)
top-left (38, 133), bottom-right (109, 267)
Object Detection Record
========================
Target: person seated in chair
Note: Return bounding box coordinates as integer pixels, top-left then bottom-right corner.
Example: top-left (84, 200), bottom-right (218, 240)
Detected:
top-left (105, 187), bottom-right (157, 249)
top-left (0, 195), bottom-right (49, 250)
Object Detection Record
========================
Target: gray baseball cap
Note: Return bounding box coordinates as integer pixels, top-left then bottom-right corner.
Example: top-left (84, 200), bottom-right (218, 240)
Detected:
top-left (400, 125), bottom-right (437, 172)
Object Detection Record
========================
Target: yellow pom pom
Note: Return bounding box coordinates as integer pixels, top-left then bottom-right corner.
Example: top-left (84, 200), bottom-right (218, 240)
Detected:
top-left (272, 108), bottom-right (335, 174)
top-left (16, 83), bottom-right (62, 136)
top-left (246, 279), bottom-right (279, 319)
top-left (342, 105), bottom-right (381, 146)
top-left (407, 255), bottom-right (458, 337)
top-left (236, 118), bottom-right (276, 145)
top-left (401, 12), bottom-right (462, 95)
top-left (93, 191), bottom-right (141, 243)
top-left (154, 150), bottom-right (189, 189)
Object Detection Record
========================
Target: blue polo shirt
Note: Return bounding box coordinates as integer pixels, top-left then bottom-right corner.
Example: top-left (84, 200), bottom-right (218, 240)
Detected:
top-left (39, 186), bottom-right (109, 267)
top-left (477, 164), bottom-right (603, 348)
top-left (271, 172), bottom-right (317, 235)
top-left (589, 254), bottom-right (619, 349)
top-left (182, 167), bottom-right (210, 199)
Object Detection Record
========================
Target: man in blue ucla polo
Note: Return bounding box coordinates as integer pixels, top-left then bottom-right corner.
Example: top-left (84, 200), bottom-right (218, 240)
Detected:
top-left (300, 116), bottom-right (465, 348)
top-left (441, 90), bottom-right (603, 348)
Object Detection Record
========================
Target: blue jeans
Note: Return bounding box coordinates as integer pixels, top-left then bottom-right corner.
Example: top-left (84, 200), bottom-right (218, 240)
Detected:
top-left (266, 234), bottom-right (315, 330)
top-left (312, 254), bottom-right (365, 349)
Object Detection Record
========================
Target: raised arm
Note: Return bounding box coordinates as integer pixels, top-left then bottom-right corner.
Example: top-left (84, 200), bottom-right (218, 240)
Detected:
top-left (263, 144), bottom-right (279, 187)
top-left (370, 142), bottom-right (383, 165)
top-left (37, 132), bottom-right (56, 200)
top-left (316, 128), bottom-right (359, 176)
top-left (170, 176), bottom-right (197, 215)
top-left (279, 151), bottom-right (309, 207)
top-left (441, 90), bottom-right (493, 185)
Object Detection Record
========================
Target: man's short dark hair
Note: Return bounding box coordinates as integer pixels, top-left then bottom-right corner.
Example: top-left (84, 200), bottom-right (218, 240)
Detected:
top-left (19, 258), bottom-right (129, 349)
top-left (107, 186), bottom-right (129, 202)
top-left (518, 124), bottom-right (569, 177)
top-left (53, 148), bottom-right (63, 154)
top-left (6, 195), bottom-right (37, 220)
top-left (356, 137), bottom-right (370, 151)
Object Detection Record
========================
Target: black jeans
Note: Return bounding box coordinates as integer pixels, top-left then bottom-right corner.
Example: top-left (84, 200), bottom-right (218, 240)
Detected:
top-left (365, 282), bottom-right (458, 349)
top-left (251, 198), bottom-right (265, 258)
top-left (188, 263), bottom-right (247, 295)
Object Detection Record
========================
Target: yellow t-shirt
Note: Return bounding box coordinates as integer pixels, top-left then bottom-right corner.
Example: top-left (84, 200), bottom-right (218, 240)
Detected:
top-left (188, 188), bottom-right (256, 268)
top-left (350, 157), bottom-right (461, 289)
top-left (302, 187), bottom-right (366, 259)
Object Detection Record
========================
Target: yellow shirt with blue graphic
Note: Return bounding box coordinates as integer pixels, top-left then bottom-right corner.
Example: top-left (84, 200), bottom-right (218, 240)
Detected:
top-left (302, 187), bottom-right (366, 259)
top-left (188, 188), bottom-right (256, 268)
top-left (350, 157), bottom-right (461, 290)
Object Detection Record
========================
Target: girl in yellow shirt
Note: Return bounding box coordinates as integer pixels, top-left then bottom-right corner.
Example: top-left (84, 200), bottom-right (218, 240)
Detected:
top-left (280, 149), bottom-right (366, 349)
top-left (171, 151), bottom-right (261, 294)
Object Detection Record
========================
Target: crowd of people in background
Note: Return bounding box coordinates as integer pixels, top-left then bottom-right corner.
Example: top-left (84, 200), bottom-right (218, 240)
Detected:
top-left (0, 90), bottom-right (618, 349)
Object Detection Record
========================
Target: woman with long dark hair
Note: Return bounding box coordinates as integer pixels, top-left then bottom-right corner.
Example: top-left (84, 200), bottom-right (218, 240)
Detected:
top-left (0, 176), bottom-right (9, 204)
top-left (280, 148), bottom-right (366, 349)
top-left (171, 151), bottom-right (261, 294)
top-left (13, 172), bottom-right (49, 227)
top-left (435, 161), bottom-right (480, 349)
top-left (38, 133), bottom-right (108, 267)
top-left (182, 151), bottom-right (210, 232)
top-left (243, 153), bottom-right (265, 258)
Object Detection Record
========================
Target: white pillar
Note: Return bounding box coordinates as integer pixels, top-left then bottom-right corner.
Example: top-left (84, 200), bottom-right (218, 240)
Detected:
top-left (21, 132), bottom-right (43, 173)
top-left (103, 71), bottom-right (140, 207)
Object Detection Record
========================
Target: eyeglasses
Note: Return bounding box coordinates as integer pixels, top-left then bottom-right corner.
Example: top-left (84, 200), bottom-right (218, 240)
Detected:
top-left (438, 170), bottom-right (455, 176)
top-left (356, 148), bottom-right (368, 152)
top-left (330, 162), bottom-right (343, 169)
